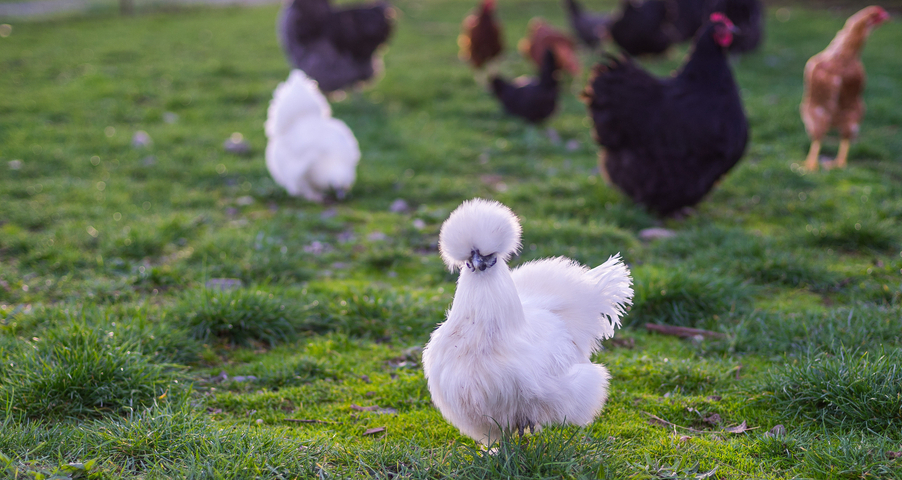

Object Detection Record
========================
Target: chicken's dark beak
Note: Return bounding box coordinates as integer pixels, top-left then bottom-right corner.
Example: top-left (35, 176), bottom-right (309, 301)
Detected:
top-left (466, 250), bottom-right (497, 272)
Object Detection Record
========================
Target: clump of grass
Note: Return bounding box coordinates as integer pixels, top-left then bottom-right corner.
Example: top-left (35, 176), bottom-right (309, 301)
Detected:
top-left (315, 286), bottom-right (450, 342)
top-left (763, 348), bottom-right (902, 431)
top-left (0, 400), bottom-right (324, 478)
top-left (179, 288), bottom-right (320, 346)
top-left (804, 214), bottom-right (899, 253)
top-left (518, 217), bottom-right (639, 265)
top-left (0, 453), bottom-right (101, 480)
top-left (219, 354), bottom-right (331, 390)
top-left (720, 305), bottom-right (902, 355)
top-left (0, 322), bottom-right (182, 419)
top-left (735, 250), bottom-right (842, 291)
top-left (643, 357), bottom-right (740, 396)
top-left (115, 316), bottom-right (205, 366)
top-left (436, 428), bottom-right (614, 479)
top-left (628, 455), bottom-right (719, 480)
top-left (796, 432), bottom-right (902, 480)
top-left (628, 267), bottom-right (752, 328)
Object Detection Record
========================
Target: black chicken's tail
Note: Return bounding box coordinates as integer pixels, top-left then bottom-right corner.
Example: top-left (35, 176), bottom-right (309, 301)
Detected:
top-left (539, 49), bottom-right (558, 88)
top-left (564, 0), bottom-right (582, 16)
top-left (489, 75), bottom-right (508, 98)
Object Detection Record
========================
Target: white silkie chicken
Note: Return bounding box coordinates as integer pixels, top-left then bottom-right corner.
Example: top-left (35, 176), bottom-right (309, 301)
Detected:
top-left (422, 198), bottom-right (633, 445)
top-left (264, 69), bottom-right (360, 202)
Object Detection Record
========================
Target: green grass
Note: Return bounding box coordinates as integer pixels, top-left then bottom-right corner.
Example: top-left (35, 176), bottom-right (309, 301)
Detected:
top-left (763, 348), bottom-right (902, 431)
top-left (1, 0), bottom-right (902, 477)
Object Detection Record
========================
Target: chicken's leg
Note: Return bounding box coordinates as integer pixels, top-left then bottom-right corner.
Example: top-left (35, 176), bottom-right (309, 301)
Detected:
top-left (804, 139), bottom-right (821, 171)
top-left (832, 138), bottom-right (851, 169)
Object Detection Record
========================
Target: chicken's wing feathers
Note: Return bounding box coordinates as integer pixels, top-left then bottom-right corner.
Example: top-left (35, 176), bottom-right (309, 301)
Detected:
top-left (512, 254), bottom-right (632, 355)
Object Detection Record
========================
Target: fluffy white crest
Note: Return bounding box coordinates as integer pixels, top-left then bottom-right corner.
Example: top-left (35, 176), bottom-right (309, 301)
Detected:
top-left (265, 69), bottom-right (332, 138)
top-left (439, 198), bottom-right (522, 270)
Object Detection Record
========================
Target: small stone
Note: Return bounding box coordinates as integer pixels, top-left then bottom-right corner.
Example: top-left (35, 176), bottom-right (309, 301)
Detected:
top-left (565, 139), bottom-right (580, 151)
top-left (206, 278), bottom-right (243, 290)
top-left (303, 241), bottom-right (329, 255)
top-left (704, 413), bottom-right (722, 425)
top-left (163, 112), bottom-right (179, 124)
top-left (8, 160), bottom-right (22, 170)
top-left (338, 230), bottom-right (355, 243)
top-left (639, 227), bottom-right (677, 241)
top-left (389, 199), bottom-right (410, 213)
top-left (132, 131), bottom-right (153, 148)
top-left (412, 219), bottom-right (426, 230)
top-left (223, 132), bottom-right (251, 155)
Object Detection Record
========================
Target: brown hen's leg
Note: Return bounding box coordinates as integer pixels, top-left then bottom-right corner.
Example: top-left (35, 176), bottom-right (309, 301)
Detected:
top-left (804, 140), bottom-right (821, 171)
top-left (833, 138), bottom-right (851, 169)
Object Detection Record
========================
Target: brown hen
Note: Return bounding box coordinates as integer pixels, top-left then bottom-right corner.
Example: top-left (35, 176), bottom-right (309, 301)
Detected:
top-left (800, 6), bottom-right (890, 171)
top-left (459, 0), bottom-right (503, 69)
top-left (518, 18), bottom-right (581, 76)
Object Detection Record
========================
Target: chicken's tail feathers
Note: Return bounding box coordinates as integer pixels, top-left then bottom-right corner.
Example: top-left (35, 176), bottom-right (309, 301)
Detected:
top-left (489, 75), bottom-right (508, 97)
top-left (588, 254), bottom-right (634, 329)
top-left (539, 49), bottom-right (559, 87)
top-left (581, 54), bottom-right (624, 101)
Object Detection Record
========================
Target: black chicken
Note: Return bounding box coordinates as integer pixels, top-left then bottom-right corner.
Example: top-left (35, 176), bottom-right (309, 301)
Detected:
top-left (583, 13), bottom-right (749, 216)
top-left (608, 0), bottom-right (674, 56)
top-left (491, 49), bottom-right (559, 124)
top-left (562, 0), bottom-right (611, 49)
top-left (609, 0), bottom-right (760, 56)
top-left (278, 0), bottom-right (394, 93)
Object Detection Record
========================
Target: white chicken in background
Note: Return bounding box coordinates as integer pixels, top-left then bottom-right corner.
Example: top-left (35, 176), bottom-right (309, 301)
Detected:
top-left (422, 198), bottom-right (633, 445)
top-left (264, 70), bottom-right (360, 202)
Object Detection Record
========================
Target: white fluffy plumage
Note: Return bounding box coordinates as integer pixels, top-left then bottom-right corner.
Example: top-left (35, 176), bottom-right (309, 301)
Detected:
top-left (264, 69), bottom-right (360, 202)
top-left (423, 198), bottom-right (633, 445)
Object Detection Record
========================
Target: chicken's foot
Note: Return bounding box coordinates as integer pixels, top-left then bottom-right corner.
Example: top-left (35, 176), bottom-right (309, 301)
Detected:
top-left (832, 138), bottom-right (851, 169)
top-left (516, 421), bottom-right (537, 441)
top-left (804, 139), bottom-right (821, 171)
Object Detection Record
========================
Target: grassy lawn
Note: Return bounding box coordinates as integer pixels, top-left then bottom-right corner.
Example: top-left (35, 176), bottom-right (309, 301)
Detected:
top-left (1, 0), bottom-right (901, 478)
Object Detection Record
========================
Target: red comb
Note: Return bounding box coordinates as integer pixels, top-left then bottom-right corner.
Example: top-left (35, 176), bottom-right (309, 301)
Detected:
top-left (709, 12), bottom-right (734, 27)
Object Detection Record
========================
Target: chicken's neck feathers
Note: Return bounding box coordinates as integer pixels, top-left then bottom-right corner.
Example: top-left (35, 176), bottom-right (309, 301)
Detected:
top-left (446, 262), bottom-right (526, 347)
top-left (677, 32), bottom-right (733, 88)
top-left (824, 24), bottom-right (872, 60)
